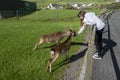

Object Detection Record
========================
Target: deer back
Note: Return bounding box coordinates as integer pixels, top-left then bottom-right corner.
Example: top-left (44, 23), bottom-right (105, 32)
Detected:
top-left (40, 32), bottom-right (62, 42)
top-left (40, 30), bottom-right (72, 43)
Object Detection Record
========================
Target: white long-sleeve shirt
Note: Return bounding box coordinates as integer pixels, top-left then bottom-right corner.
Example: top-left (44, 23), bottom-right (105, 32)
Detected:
top-left (78, 12), bottom-right (105, 34)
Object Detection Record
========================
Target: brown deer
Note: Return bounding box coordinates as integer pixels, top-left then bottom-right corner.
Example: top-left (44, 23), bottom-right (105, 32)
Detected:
top-left (33, 29), bottom-right (73, 51)
top-left (47, 29), bottom-right (76, 73)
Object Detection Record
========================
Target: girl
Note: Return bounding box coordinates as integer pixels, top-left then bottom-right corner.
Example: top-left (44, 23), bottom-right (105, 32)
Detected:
top-left (77, 11), bottom-right (105, 59)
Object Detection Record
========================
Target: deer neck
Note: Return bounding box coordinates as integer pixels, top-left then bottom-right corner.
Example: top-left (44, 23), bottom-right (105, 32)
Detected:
top-left (64, 34), bottom-right (72, 43)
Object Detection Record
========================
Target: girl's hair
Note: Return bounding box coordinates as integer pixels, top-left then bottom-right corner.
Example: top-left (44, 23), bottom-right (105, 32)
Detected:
top-left (77, 11), bottom-right (86, 17)
top-left (77, 11), bottom-right (86, 26)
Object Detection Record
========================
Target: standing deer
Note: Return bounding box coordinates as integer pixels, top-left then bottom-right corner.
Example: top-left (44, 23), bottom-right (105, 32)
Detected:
top-left (47, 29), bottom-right (76, 73)
top-left (33, 29), bottom-right (73, 51)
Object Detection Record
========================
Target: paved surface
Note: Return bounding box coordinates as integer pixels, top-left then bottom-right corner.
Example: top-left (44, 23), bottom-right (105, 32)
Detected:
top-left (92, 10), bottom-right (120, 80)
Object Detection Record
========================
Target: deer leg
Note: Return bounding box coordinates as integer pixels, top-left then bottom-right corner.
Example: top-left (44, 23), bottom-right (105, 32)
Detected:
top-left (48, 53), bottom-right (59, 73)
top-left (56, 39), bottom-right (61, 45)
top-left (55, 40), bottom-right (59, 45)
top-left (46, 51), bottom-right (54, 70)
top-left (46, 51), bottom-right (54, 71)
top-left (33, 40), bottom-right (43, 51)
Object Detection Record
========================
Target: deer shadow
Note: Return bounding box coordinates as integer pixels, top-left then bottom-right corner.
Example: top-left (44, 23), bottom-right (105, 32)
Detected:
top-left (52, 48), bottom-right (87, 72)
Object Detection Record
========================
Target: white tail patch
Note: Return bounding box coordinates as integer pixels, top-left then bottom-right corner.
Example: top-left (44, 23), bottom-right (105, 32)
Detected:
top-left (50, 50), bottom-right (54, 56)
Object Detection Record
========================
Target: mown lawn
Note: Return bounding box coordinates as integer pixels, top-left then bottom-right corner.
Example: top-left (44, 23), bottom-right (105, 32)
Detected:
top-left (0, 9), bottom-right (101, 80)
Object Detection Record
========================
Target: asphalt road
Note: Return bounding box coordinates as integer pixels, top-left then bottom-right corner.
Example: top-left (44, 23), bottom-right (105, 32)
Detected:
top-left (92, 10), bottom-right (120, 80)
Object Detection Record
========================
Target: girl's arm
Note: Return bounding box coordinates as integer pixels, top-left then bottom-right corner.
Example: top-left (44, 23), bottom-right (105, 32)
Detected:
top-left (78, 22), bottom-right (87, 34)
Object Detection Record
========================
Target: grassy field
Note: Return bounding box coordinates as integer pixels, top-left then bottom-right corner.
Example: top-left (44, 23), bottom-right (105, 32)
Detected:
top-left (0, 9), bottom-right (102, 80)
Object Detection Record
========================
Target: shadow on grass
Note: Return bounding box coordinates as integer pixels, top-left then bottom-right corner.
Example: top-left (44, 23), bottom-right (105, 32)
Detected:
top-left (71, 42), bottom-right (88, 46)
top-left (40, 42), bottom-right (88, 49)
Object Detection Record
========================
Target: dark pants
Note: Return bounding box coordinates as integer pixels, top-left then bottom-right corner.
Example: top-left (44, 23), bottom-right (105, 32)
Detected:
top-left (95, 28), bottom-right (104, 56)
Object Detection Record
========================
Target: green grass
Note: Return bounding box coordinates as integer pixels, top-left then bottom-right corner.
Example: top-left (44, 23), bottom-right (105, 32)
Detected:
top-left (0, 9), bottom-right (102, 80)
top-left (0, 20), bottom-right (81, 80)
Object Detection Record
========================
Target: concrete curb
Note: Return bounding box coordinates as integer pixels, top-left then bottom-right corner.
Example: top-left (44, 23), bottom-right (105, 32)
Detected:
top-left (79, 47), bottom-right (88, 80)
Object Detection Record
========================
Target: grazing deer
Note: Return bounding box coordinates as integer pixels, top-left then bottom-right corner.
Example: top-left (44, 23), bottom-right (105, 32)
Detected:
top-left (47, 29), bottom-right (76, 73)
top-left (33, 29), bottom-right (73, 51)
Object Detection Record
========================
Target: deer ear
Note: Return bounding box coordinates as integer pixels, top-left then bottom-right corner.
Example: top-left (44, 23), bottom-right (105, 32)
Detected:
top-left (64, 27), bottom-right (69, 31)
top-left (69, 26), bottom-right (73, 30)
top-left (64, 26), bottom-right (67, 30)
top-left (65, 29), bottom-right (67, 32)
top-left (68, 27), bottom-right (72, 32)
